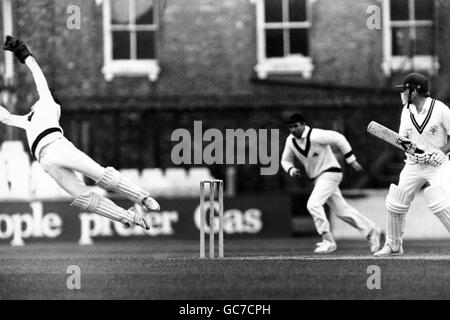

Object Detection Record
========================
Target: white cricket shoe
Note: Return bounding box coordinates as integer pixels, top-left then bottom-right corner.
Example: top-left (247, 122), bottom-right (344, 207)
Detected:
top-left (373, 243), bottom-right (404, 257)
top-left (129, 207), bottom-right (151, 230)
top-left (314, 240), bottom-right (337, 254)
top-left (367, 228), bottom-right (381, 253)
top-left (141, 196), bottom-right (160, 212)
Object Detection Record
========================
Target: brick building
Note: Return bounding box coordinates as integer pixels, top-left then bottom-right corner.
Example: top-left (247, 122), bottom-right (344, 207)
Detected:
top-left (1, 0), bottom-right (450, 192)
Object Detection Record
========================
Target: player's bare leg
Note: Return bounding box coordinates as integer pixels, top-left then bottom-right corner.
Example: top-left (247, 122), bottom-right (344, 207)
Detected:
top-left (374, 184), bottom-right (410, 257)
top-left (45, 165), bottom-right (151, 230)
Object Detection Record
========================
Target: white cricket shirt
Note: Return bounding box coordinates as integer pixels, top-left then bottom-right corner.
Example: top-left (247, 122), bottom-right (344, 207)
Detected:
top-left (281, 126), bottom-right (356, 179)
top-left (1, 57), bottom-right (63, 159)
top-left (399, 98), bottom-right (450, 163)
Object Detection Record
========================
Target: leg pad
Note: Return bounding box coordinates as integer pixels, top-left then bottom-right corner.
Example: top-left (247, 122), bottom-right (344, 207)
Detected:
top-left (96, 167), bottom-right (121, 191)
top-left (71, 192), bottom-right (100, 212)
top-left (424, 185), bottom-right (450, 233)
top-left (385, 184), bottom-right (410, 251)
top-left (71, 192), bottom-right (134, 224)
top-left (386, 184), bottom-right (410, 214)
top-left (424, 185), bottom-right (450, 214)
top-left (96, 166), bottom-right (149, 204)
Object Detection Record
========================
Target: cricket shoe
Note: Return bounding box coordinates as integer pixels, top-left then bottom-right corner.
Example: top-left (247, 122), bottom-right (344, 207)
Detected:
top-left (367, 228), bottom-right (381, 253)
top-left (141, 196), bottom-right (160, 212)
top-left (129, 207), bottom-right (151, 230)
top-left (373, 243), bottom-right (404, 257)
top-left (314, 240), bottom-right (337, 254)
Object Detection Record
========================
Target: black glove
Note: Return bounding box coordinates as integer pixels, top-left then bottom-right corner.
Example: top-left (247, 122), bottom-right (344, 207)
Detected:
top-left (3, 35), bottom-right (32, 64)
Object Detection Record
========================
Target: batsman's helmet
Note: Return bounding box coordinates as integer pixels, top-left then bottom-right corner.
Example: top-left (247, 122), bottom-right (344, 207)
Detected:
top-left (395, 73), bottom-right (430, 96)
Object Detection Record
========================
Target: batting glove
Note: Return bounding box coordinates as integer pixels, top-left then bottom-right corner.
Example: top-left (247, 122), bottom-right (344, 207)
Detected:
top-left (3, 35), bottom-right (32, 64)
top-left (409, 152), bottom-right (430, 165)
top-left (404, 141), bottom-right (417, 155)
top-left (428, 150), bottom-right (447, 167)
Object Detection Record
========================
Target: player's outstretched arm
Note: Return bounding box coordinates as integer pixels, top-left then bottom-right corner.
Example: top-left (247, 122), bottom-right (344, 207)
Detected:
top-left (316, 129), bottom-right (356, 163)
top-left (24, 56), bottom-right (52, 100)
top-left (3, 35), bottom-right (31, 63)
top-left (0, 105), bottom-right (28, 129)
top-left (348, 159), bottom-right (364, 173)
top-left (316, 129), bottom-right (364, 172)
top-left (3, 35), bottom-right (51, 100)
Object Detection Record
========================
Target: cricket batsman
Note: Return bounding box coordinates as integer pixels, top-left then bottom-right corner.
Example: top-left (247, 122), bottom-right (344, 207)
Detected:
top-left (282, 113), bottom-right (381, 254)
top-left (374, 73), bottom-right (450, 257)
top-left (0, 36), bottom-right (160, 230)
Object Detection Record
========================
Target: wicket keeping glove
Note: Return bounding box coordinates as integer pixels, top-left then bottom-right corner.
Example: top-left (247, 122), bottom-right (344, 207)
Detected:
top-left (3, 35), bottom-right (32, 64)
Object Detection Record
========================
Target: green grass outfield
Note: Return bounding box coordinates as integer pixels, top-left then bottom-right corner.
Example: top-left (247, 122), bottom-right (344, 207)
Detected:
top-left (0, 238), bottom-right (449, 299)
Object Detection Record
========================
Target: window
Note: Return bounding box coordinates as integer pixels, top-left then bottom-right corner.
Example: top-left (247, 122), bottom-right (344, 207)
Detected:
top-left (100, 0), bottom-right (160, 81)
top-left (253, 0), bottom-right (314, 79)
top-left (382, 0), bottom-right (439, 76)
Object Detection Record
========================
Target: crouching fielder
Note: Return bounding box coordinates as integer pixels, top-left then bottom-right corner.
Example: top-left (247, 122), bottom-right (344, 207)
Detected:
top-left (375, 73), bottom-right (450, 257)
top-left (282, 113), bottom-right (381, 254)
top-left (0, 36), bottom-right (160, 230)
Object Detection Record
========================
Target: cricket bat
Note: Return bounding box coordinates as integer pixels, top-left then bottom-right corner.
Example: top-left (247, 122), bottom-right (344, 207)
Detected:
top-left (367, 121), bottom-right (424, 154)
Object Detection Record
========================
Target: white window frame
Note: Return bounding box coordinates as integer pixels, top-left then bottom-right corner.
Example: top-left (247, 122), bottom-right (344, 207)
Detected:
top-left (99, 0), bottom-right (160, 81)
top-left (2, 0), bottom-right (14, 84)
top-left (382, 0), bottom-right (439, 76)
top-left (252, 0), bottom-right (314, 79)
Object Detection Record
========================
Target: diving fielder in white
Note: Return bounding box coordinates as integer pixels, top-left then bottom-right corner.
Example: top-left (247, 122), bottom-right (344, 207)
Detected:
top-left (375, 73), bottom-right (450, 257)
top-left (0, 36), bottom-right (160, 230)
top-left (282, 113), bottom-right (381, 254)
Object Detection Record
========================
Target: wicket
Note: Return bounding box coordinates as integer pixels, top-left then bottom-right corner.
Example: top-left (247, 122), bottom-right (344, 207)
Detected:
top-left (199, 179), bottom-right (224, 259)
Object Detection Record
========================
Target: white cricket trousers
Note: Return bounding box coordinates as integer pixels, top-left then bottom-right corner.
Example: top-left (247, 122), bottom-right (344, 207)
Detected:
top-left (385, 161), bottom-right (450, 250)
top-left (307, 172), bottom-right (375, 235)
top-left (398, 161), bottom-right (450, 198)
top-left (38, 137), bottom-right (106, 197)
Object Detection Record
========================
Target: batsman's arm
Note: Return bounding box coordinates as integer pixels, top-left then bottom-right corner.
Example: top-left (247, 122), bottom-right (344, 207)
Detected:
top-left (398, 107), bottom-right (410, 138)
top-left (439, 138), bottom-right (450, 154)
top-left (397, 112), bottom-right (425, 155)
top-left (440, 105), bottom-right (450, 154)
top-left (2, 36), bottom-right (51, 100)
top-left (25, 56), bottom-right (52, 101)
